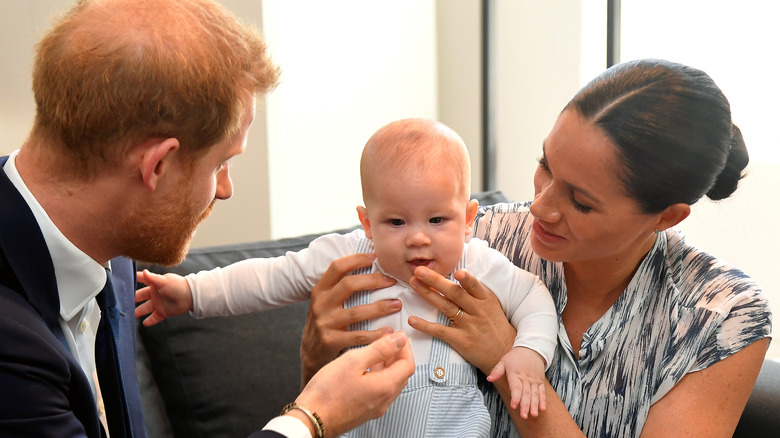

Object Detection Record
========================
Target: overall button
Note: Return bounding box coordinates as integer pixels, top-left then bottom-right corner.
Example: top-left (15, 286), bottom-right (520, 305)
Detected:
top-left (434, 366), bottom-right (446, 379)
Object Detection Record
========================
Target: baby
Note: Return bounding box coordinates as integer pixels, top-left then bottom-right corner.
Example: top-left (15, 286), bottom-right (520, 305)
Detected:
top-left (135, 118), bottom-right (557, 437)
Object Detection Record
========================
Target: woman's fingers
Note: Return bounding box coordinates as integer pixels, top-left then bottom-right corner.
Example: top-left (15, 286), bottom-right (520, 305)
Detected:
top-left (301, 253), bottom-right (398, 385)
top-left (410, 267), bottom-right (489, 308)
top-left (409, 267), bottom-right (482, 317)
top-left (408, 314), bottom-right (454, 341)
top-left (312, 254), bottom-right (396, 307)
top-left (336, 299), bottom-right (403, 329)
top-left (453, 269), bottom-right (489, 300)
top-left (312, 253), bottom-right (373, 297)
top-left (408, 266), bottom-right (517, 374)
top-left (323, 273), bottom-right (398, 310)
top-left (308, 275), bottom-right (399, 334)
top-left (410, 285), bottom-right (464, 322)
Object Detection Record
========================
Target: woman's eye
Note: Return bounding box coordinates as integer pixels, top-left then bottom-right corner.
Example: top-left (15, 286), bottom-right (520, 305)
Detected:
top-left (389, 219), bottom-right (404, 226)
top-left (429, 217), bottom-right (444, 224)
top-left (537, 156), bottom-right (550, 171)
top-left (571, 196), bottom-right (593, 213)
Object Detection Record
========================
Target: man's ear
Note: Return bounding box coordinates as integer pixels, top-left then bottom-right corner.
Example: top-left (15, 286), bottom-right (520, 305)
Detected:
top-left (655, 203), bottom-right (691, 232)
top-left (464, 199), bottom-right (479, 235)
top-left (139, 138), bottom-right (180, 191)
top-left (357, 206), bottom-right (372, 239)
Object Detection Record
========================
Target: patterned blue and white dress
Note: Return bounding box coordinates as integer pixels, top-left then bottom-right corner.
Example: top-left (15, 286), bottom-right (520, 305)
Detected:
top-left (473, 202), bottom-right (772, 438)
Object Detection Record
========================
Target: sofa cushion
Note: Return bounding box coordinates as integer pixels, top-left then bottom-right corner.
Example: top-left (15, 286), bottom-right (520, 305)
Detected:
top-left (138, 191), bottom-right (512, 438)
top-left (138, 228), bottom-right (357, 438)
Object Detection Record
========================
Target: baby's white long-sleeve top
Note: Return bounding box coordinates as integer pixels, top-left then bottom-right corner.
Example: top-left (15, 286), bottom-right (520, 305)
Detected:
top-left (188, 228), bottom-right (557, 367)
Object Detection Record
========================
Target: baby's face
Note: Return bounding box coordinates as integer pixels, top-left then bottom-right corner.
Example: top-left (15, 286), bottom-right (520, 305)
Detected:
top-left (359, 169), bottom-right (476, 283)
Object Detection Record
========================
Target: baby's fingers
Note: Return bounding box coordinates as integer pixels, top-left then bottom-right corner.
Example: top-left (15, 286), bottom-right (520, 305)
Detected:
top-left (517, 380), bottom-right (546, 419)
top-left (135, 286), bottom-right (151, 303)
top-left (510, 379), bottom-right (526, 412)
top-left (136, 269), bottom-right (166, 288)
top-left (134, 299), bottom-right (153, 318)
top-left (535, 382), bottom-right (547, 415)
top-left (141, 312), bottom-right (166, 327)
top-left (486, 360), bottom-right (507, 383)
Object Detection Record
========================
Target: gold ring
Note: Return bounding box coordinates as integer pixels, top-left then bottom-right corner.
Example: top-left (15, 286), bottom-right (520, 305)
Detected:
top-left (450, 308), bottom-right (464, 324)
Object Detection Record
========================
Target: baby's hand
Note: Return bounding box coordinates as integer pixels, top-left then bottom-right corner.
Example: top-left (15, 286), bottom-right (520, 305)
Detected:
top-left (134, 270), bottom-right (193, 326)
top-left (486, 346), bottom-right (547, 419)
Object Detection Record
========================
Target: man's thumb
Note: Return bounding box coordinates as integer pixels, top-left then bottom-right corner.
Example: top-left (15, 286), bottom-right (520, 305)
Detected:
top-left (361, 331), bottom-right (408, 367)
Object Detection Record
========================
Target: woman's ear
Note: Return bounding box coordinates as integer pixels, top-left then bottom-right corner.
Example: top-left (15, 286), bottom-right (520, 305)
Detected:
top-left (464, 199), bottom-right (479, 235)
top-left (655, 203), bottom-right (691, 232)
top-left (357, 206), bottom-right (372, 239)
top-left (139, 138), bottom-right (180, 191)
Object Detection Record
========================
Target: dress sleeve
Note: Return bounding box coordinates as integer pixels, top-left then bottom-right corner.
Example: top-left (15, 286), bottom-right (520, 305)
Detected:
top-left (691, 274), bottom-right (772, 371)
top-left (652, 240), bottom-right (773, 403)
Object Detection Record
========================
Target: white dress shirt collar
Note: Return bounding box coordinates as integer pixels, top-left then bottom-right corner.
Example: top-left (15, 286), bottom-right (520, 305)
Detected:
top-left (2, 150), bottom-right (107, 320)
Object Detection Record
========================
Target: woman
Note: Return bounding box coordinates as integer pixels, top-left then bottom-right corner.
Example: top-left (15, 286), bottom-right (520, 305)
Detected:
top-left (300, 59), bottom-right (771, 437)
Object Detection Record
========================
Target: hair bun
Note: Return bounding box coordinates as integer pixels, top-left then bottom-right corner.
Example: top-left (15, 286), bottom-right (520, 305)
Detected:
top-left (706, 124), bottom-right (749, 200)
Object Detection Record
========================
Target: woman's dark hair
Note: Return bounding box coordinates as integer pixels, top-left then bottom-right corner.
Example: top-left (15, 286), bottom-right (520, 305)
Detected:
top-left (566, 59), bottom-right (748, 213)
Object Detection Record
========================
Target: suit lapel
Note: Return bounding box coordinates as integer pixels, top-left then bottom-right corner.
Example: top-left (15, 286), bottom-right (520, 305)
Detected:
top-left (0, 156), bottom-right (63, 337)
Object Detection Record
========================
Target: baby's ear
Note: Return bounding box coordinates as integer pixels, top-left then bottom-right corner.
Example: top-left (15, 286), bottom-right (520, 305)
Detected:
top-left (356, 206), bottom-right (373, 239)
top-left (464, 199), bottom-right (479, 235)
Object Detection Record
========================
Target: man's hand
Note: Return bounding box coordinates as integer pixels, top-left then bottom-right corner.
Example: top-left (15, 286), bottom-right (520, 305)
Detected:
top-left (293, 331), bottom-right (415, 436)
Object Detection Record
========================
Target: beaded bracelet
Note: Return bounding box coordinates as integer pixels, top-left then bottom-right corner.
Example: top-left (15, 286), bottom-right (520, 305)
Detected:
top-left (280, 402), bottom-right (325, 438)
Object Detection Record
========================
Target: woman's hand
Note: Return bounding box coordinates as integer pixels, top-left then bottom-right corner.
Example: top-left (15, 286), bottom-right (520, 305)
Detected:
top-left (300, 253), bottom-right (400, 386)
top-left (407, 266), bottom-right (517, 374)
top-left (408, 266), bottom-right (586, 436)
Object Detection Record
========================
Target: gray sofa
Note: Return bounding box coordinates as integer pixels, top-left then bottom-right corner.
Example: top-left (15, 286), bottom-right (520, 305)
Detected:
top-left (134, 191), bottom-right (779, 437)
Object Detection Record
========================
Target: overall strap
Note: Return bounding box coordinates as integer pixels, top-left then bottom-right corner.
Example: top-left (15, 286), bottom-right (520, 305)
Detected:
top-left (344, 237), bottom-right (374, 333)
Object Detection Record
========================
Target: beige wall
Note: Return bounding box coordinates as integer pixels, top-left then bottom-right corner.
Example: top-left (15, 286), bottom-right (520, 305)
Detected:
top-left (0, 0), bottom-right (273, 247)
top-left (194, 0), bottom-right (272, 247)
top-left (436, 0), bottom-right (483, 192)
top-left (260, 0), bottom-right (439, 240)
top-left (493, 0), bottom-right (584, 203)
top-left (676, 161), bottom-right (780, 359)
top-left (0, 1), bottom-right (64, 153)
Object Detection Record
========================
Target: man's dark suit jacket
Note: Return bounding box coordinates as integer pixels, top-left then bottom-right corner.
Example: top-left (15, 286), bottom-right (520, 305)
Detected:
top-left (250, 431), bottom-right (286, 437)
top-left (0, 156), bottom-right (293, 438)
top-left (0, 155), bottom-right (146, 437)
